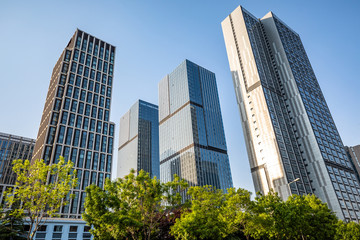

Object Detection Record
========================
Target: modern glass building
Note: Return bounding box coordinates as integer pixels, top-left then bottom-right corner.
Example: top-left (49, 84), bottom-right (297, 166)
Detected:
top-left (222, 6), bottom-right (360, 221)
top-left (32, 29), bottom-right (115, 220)
top-left (0, 132), bottom-right (35, 203)
top-left (159, 59), bottom-right (233, 192)
top-left (346, 145), bottom-right (360, 180)
top-left (117, 99), bottom-right (159, 178)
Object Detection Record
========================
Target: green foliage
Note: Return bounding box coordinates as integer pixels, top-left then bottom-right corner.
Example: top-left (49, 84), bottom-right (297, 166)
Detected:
top-left (246, 191), bottom-right (338, 240)
top-left (83, 169), bottom-right (188, 240)
top-left (335, 220), bottom-right (360, 240)
top-left (0, 202), bottom-right (26, 240)
top-left (171, 185), bottom-right (227, 240)
top-left (5, 157), bottom-right (77, 240)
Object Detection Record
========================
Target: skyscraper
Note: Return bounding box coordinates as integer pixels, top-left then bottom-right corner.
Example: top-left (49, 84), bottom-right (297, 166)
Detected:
top-left (346, 145), bottom-right (360, 179)
top-left (118, 99), bottom-right (159, 178)
top-left (0, 132), bottom-right (35, 203)
top-left (32, 29), bottom-right (115, 220)
top-left (222, 6), bottom-right (360, 221)
top-left (159, 59), bottom-right (233, 191)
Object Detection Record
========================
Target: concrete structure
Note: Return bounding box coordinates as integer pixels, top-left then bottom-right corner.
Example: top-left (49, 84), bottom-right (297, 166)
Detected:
top-left (159, 59), bottom-right (233, 192)
top-left (118, 100), bottom-right (159, 178)
top-left (222, 6), bottom-right (360, 221)
top-left (31, 29), bottom-right (116, 238)
top-left (0, 132), bottom-right (35, 203)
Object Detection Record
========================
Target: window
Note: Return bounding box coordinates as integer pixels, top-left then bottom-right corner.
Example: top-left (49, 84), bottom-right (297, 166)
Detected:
top-left (85, 104), bottom-right (91, 116)
top-left (63, 98), bottom-right (71, 110)
top-left (85, 152), bottom-right (92, 169)
top-left (81, 131), bottom-right (87, 148)
top-left (65, 128), bottom-right (73, 145)
top-left (69, 226), bottom-right (78, 232)
top-left (106, 155), bottom-right (112, 172)
top-left (109, 124), bottom-right (114, 136)
top-left (87, 92), bottom-right (93, 103)
top-left (70, 148), bottom-right (78, 164)
top-left (97, 121), bottom-right (102, 133)
top-left (83, 117), bottom-right (89, 130)
top-left (66, 85), bottom-right (73, 97)
top-left (73, 49), bottom-right (79, 61)
top-left (88, 133), bottom-right (94, 150)
top-left (91, 106), bottom-right (97, 118)
top-left (93, 94), bottom-right (99, 105)
top-left (56, 86), bottom-right (64, 98)
top-left (47, 127), bottom-right (56, 144)
top-left (79, 52), bottom-right (85, 64)
top-left (68, 113), bottom-right (75, 126)
top-left (93, 153), bottom-right (99, 170)
top-left (90, 119), bottom-right (96, 131)
top-left (82, 171), bottom-right (90, 190)
top-left (73, 130), bottom-right (80, 147)
top-left (80, 90), bottom-right (86, 101)
top-left (94, 135), bottom-right (100, 151)
top-left (71, 62), bottom-right (77, 73)
top-left (57, 126), bottom-right (66, 143)
top-left (95, 83), bottom-right (100, 93)
top-left (78, 102), bottom-right (84, 114)
top-left (106, 98), bottom-right (110, 109)
top-left (78, 150), bottom-right (85, 168)
top-left (107, 87), bottom-right (111, 97)
top-left (75, 76), bottom-right (82, 87)
top-left (103, 122), bottom-right (108, 135)
top-left (53, 99), bottom-right (61, 111)
top-left (88, 80), bottom-right (94, 91)
top-left (54, 225), bottom-right (63, 232)
top-left (108, 137), bottom-right (113, 154)
top-left (71, 100), bottom-right (77, 112)
top-left (101, 136), bottom-right (107, 152)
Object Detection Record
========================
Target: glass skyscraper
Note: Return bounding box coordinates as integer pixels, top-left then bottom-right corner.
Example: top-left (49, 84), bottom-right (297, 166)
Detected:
top-left (0, 132), bottom-right (35, 203)
top-left (32, 29), bottom-right (115, 219)
top-left (222, 6), bottom-right (360, 221)
top-left (117, 99), bottom-right (159, 178)
top-left (159, 59), bottom-right (233, 191)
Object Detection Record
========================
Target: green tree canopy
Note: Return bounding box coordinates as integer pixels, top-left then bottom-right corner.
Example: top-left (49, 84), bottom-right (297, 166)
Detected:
top-left (5, 157), bottom-right (77, 240)
top-left (83, 169), bottom-right (188, 240)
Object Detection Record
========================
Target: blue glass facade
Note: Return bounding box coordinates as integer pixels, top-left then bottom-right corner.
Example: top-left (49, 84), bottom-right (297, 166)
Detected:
top-left (32, 29), bottom-right (115, 218)
top-left (118, 100), bottom-right (159, 178)
top-left (159, 60), bottom-right (233, 191)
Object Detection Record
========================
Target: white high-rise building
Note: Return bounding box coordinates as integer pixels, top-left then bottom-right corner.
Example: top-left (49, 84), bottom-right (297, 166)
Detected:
top-left (222, 6), bottom-right (360, 221)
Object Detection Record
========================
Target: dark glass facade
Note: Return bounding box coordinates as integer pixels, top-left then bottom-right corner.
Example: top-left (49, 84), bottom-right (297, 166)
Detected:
top-left (159, 60), bottom-right (233, 192)
top-left (118, 100), bottom-right (159, 178)
top-left (32, 29), bottom-right (115, 218)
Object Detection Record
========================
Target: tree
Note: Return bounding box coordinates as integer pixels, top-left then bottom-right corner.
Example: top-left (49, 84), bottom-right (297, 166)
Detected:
top-left (5, 157), bottom-right (77, 240)
top-left (0, 202), bottom-right (26, 240)
top-left (335, 220), bottom-right (360, 240)
top-left (170, 185), bottom-right (228, 240)
top-left (220, 188), bottom-right (253, 240)
top-left (83, 169), bottom-right (188, 240)
top-left (246, 191), bottom-right (338, 240)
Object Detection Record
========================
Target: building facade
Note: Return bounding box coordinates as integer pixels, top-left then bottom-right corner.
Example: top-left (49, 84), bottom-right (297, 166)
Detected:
top-left (117, 100), bottom-right (159, 178)
top-left (32, 29), bottom-right (115, 220)
top-left (222, 6), bottom-right (360, 221)
top-left (159, 59), bottom-right (233, 191)
top-left (346, 145), bottom-right (360, 179)
top-left (0, 132), bottom-right (35, 203)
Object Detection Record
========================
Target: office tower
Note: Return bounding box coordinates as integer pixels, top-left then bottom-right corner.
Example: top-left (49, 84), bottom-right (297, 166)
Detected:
top-left (32, 29), bottom-right (115, 220)
top-left (346, 145), bottom-right (360, 179)
top-left (222, 6), bottom-right (360, 221)
top-left (117, 100), bottom-right (159, 178)
top-left (159, 59), bottom-right (233, 192)
top-left (0, 132), bottom-right (35, 203)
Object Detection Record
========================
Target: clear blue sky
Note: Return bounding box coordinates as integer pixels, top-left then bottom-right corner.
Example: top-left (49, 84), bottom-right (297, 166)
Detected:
top-left (1, 0), bottom-right (359, 194)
